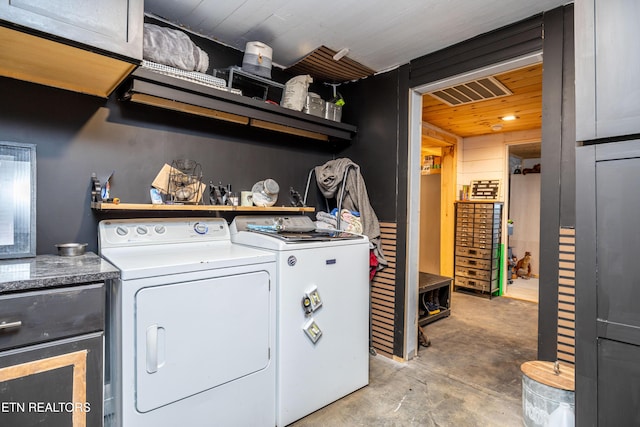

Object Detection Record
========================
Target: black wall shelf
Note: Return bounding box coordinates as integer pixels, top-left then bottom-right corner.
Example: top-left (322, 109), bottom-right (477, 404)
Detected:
top-left (120, 68), bottom-right (357, 142)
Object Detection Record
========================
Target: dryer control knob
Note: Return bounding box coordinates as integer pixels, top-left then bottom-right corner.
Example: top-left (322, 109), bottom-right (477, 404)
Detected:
top-left (154, 225), bottom-right (166, 234)
top-left (116, 226), bottom-right (128, 236)
top-left (194, 222), bottom-right (208, 235)
top-left (136, 226), bottom-right (148, 235)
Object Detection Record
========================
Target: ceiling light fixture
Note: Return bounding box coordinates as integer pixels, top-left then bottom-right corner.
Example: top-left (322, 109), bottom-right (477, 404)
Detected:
top-left (333, 48), bottom-right (350, 61)
top-left (491, 124), bottom-right (503, 131)
top-left (501, 115), bottom-right (519, 121)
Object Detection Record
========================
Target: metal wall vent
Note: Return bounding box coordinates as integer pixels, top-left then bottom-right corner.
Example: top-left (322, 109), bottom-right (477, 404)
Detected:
top-left (427, 76), bottom-right (512, 106)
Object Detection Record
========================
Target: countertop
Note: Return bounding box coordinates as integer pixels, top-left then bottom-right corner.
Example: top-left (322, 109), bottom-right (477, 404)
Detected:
top-left (0, 252), bottom-right (119, 294)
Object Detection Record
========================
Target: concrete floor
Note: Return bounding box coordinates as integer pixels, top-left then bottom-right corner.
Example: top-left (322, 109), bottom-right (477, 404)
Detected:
top-left (290, 291), bottom-right (538, 426)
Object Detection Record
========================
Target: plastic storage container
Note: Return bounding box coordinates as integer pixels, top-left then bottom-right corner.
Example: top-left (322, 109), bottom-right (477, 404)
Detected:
top-left (242, 41), bottom-right (273, 78)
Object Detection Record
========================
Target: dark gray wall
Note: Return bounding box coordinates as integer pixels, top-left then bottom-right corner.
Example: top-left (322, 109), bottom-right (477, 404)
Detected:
top-left (0, 76), bottom-right (341, 255)
top-left (340, 70), bottom-right (402, 221)
top-left (340, 65), bottom-right (409, 355)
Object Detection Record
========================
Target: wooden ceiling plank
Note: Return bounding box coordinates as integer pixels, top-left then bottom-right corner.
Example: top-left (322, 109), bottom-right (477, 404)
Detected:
top-left (423, 95), bottom-right (541, 118)
top-left (424, 104), bottom-right (542, 122)
top-left (421, 63), bottom-right (542, 138)
top-left (422, 92), bottom-right (542, 114)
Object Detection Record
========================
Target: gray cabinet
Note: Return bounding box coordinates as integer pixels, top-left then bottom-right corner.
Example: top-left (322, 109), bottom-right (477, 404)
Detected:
top-left (453, 201), bottom-right (503, 298)
top-left (0, 0), bottom-right (143, 59)
top-left (575, 0), bottom-right (640, 141)
top-left (597, 340), bottom-right (640, 426)
top-left (0, 283), bottom-right (105, 426)
top-left (576, 140), bottom-right (640, 426)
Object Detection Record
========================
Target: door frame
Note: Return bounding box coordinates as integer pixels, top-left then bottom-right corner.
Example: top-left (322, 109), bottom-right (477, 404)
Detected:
top-left (405, 52), bottom-right (543, 359)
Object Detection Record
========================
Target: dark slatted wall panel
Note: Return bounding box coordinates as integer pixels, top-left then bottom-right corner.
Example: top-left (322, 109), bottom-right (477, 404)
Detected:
top-left (409, 14), bottom-right (543, 88)
top-left (370, 222), bottom-right (397, 358)
top-left (557, 227), bottom-right (576, 364)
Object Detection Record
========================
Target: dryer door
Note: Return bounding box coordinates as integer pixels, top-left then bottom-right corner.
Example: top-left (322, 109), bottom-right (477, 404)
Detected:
top-left (134, 270), bottom-right (271, 413)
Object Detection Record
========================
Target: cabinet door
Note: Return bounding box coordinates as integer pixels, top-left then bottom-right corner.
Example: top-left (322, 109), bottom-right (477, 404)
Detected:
top-left (597, 339), bottom-right (640, 426)
top-left (0, 0), bottom-right (143, 59)
top-left (594, 155), bottom-right (640, 329)
top-left (576, 140), bottom-right (640, 426)
top-left (0, 333), bottom-right (103, 427)
top-left (576, 0), bottom-right (640, 140)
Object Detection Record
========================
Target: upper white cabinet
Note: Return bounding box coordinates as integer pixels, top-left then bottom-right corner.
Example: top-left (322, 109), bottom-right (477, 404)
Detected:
top-left (0, 0), bottom-right (143, 59)
top-left (575, 0), bottom-right (640, 141)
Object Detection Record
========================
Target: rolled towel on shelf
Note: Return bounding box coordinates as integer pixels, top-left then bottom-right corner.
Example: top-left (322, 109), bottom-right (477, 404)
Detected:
top-left (143, 23), bottom-right (209, 73)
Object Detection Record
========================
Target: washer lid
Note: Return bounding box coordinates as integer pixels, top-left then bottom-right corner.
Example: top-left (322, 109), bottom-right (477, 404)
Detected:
top-left (249, 229), bottom-right (364, 242)
top-left (231, 230), bottom-right (368, 251)
top-left (100, 242), bottom-right (275, 280)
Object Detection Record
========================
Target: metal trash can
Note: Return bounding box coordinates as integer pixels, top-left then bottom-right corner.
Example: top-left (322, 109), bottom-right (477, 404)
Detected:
top-left (521, 361), bottom-right (575, 427)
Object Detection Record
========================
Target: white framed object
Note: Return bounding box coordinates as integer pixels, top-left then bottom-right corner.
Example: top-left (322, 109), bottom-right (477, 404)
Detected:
top-left (0, 142), bottom-right (36, 258)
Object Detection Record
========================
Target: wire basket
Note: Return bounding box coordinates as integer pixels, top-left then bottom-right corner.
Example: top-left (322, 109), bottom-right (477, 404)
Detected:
top-left (167, 159), bottom-right (203, 204)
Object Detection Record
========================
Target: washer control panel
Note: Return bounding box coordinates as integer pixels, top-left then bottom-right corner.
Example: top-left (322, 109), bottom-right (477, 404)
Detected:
top-left (99, 218), bottom-right (229, 248)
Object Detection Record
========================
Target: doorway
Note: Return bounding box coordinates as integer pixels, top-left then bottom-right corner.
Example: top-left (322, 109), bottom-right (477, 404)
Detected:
top-left (407, 53), bottom-right (543, 358)
top-left (503, 142), bottom-right (541, 304)
top-left (503, 142), bottom-right (541, 303)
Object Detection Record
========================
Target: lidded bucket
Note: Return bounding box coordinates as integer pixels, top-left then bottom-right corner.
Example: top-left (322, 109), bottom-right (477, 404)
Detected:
top-left (521, 361), bottom-right (575, 427)
top-left (242, 41), bottom-right (273, 78)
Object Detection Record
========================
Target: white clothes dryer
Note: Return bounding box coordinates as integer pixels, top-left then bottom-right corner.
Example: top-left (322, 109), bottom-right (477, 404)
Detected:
top-left (99, 218), bottom-right (276, 427)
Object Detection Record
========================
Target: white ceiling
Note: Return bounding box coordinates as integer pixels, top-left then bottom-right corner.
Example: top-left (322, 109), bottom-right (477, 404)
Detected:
top-left (145, 0), bottom-right (570, 74)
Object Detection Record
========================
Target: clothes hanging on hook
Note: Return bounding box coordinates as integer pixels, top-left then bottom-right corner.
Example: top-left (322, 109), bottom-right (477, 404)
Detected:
top-left (314, 158), bottom-right (388, 270)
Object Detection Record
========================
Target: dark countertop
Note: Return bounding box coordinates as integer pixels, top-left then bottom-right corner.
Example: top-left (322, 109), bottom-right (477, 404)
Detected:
top-left (0, 252), bottom-right (119, 294)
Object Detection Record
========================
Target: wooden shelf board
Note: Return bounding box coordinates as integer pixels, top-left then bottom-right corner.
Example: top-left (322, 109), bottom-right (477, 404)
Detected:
top-left (421, 168), bottom-right (441, 175)
top-left (91, 202), bottom-right (314, 212)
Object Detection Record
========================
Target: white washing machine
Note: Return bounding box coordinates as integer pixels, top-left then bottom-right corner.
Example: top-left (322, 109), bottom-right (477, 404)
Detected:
top-left (230, 215), bottom-right (370, 426)
top-left (99, 218), bottom-right (276, 427)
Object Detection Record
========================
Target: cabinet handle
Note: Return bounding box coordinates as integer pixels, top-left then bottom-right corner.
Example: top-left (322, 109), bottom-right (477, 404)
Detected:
top-left (0, 320), bottom-right (22, 330)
